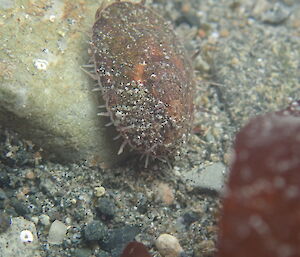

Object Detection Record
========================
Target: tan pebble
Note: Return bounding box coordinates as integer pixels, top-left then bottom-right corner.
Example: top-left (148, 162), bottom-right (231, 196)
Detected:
top-left (154, 182), bottom-right (174, 205)
top-left (198, 28), bottom-right (207, 38)
top-left (220, 29), bottom-right (229, 37)
top-left (70, 198), bottom-right (77, 204)
top-left (25, 170), bottom-right (36, 180)
top-left (94, 186), bottom-right (106, 197)
top-left (194, 240), bottom-right (216, 257)
top-left (231, 57), bottom-right (239, 65)
top-left (181, 3), bottom-right (191, 13)
top-left (155, 233), bottom-right (183, 257)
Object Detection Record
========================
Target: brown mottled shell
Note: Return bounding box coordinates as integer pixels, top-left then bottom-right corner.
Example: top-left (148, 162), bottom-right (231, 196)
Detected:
top-left (91, 1), bottom-right (194, 159)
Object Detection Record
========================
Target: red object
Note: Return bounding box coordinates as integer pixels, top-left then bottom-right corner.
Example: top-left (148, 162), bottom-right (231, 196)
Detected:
top-left (120, 241), bottom-right (152, 257)
top-left (92, 1), bottom-right (194, 159)
top-left (217, 101), bottom-right (300, 257)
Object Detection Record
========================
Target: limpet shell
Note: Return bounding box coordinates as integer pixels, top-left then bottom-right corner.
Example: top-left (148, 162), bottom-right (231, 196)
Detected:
top-left (91, 1), bottom-right (195, 161)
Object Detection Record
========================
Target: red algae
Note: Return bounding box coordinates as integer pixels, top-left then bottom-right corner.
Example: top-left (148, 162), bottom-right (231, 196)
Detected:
top-left (91, 1), bottom-right (194, 162)
top-left (217, 101), bottom-right (300, 257)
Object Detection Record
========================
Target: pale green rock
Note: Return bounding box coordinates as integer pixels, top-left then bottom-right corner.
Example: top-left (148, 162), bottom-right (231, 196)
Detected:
top-left (0, 0), bottom-right (127, 167)
top-left (0, 217), bottom-right (40, 257)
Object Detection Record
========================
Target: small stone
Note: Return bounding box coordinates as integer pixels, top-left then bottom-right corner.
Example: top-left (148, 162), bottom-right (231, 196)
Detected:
top-left (65, 217), bottom-right (72, 225)
top-left (95, 250), bottom-right (111, 257)
top-left (194, 240), bottom-right (216, 257)
top-left (84, 220), bottom-right (108, 242)
top-left (25, 170), bottom-right (36, 180)
top-left (155, 234), bottom-right (184, 257)
top-left (94, 186), bottom-right (106, 197)
top-left (73, 248), bottom-right (92, 257)
top-left (261, 3), bottom-right (291, 25)
top-left (0, 212), bottom-right (10, 233)
top-left (39, 214), bottom-right (50, 226)
top-left (153, 182), bottom-right (175, 205)
top-left (0, 188), bottom-right (7, 200)
top-left (182, 162), bottom-right (226, 194)
top-left (100, 225), bottom-right (141, 257)
top-left (176, 212), bottom-right (200, 231)
top-left (96, 197), bottom-right (116, 220)
top-left (31, 216), bottom-right (39, 225)
top-left (48, 220), bottom-right (68, 245)
top-left (10, 198), bottom-right (30, 216)
top-left (0, 171), bottom-right (10, 187)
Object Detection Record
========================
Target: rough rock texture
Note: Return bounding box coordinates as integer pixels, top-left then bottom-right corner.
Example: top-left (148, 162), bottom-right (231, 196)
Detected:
top-left (0, 0), bottom-right (125, 167)
top-left (182, 162), bottom-right (226, 194)
top-left (0, 217), bottom-right (40, 257)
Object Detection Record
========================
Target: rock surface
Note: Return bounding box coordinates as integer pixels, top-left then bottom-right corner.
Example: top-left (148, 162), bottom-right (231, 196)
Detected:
top-left (0, 217), bottom-right (40, 257)
top-left (0, 0), bottom-right (126, 167)
top-left (182, 162), bottom-right (226, 194)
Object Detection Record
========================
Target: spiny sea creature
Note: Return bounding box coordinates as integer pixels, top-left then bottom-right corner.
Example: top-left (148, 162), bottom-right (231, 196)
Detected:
top-left (90, 0), bottom-right (195, 166)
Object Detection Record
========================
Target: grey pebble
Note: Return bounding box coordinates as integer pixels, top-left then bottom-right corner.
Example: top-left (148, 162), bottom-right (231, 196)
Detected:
top-left (84, 220), bottom-right (108, 242)
top-left (73, 248), bottom-right (92, 257)
top-left (96, 197), bottom-right (116, 220)
top-left (0, 0), bottom-right (15, 10)
top-left (95, 250), bottom-right (111, 257)
top-left (100, 225), bottom-right (141, 257)
top-left (10, 198), bottom-right (30, 216)
top-left (261, 3), bottom-right (291, 24)
top-left (182, 162), bottom-right (226, 194)
top-left (0, 188), bottom-right (7, 200)
top-left (0, 212), bottom-right (10, 233)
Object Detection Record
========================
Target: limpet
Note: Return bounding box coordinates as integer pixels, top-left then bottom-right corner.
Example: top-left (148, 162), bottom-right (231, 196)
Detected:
top-left (90, 1), bottom-right (195, 166)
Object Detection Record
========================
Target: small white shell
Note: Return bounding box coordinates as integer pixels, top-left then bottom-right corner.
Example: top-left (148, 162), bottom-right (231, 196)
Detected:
top-left (20, 230), bottom-right (34, 243)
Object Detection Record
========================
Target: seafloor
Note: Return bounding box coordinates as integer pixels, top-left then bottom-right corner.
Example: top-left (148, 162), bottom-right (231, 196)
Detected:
top-left (0, 0), bottom-right (299, 257)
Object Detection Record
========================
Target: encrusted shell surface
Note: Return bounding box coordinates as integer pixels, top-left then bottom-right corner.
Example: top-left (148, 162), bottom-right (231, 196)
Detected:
top-left (91, 1), bottom-right (195, 159)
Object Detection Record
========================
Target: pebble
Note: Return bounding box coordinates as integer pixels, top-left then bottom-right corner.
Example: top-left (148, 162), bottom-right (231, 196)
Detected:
top-left (39, 214), bottom-right (50, 226)
top-left (194, 240), bottom-right (216, 257)
top-left (94, 186), bottom-right (106, 197)
top-left (48, 220), bottom-right (68, 245)
top-left (100, 225), bottom-right (141, 257)
top-left (0, 212), bottom-right (10, 233)
top-left (176, 211), bottom-right (200, 231)
top-left (0, 188), bottom-right (7, 200)
top-left (10, 198), bottom-right (30, 216)
top-left (96, 197), bottom-right (116, 220)
top-left (95, 250), bottom-right (111, 257)
top-left (155, 234), bottom-right (184, 257)
top-left (153, 182), bottom-right (175, 205)
top-left (84, 220), bottom-right (108, 242)
top-left (182, 162), bottom-right (226, 194)
top-left (73, 248), bottom-right (92, 257)
top-left (261, 3), bottom-right (291, 25)
top-left (31, 216), bottom-right (39, 225)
